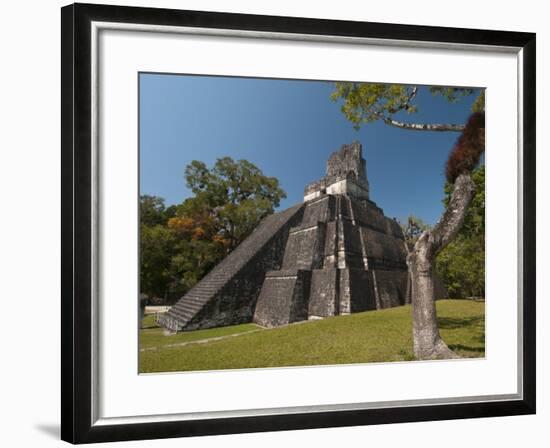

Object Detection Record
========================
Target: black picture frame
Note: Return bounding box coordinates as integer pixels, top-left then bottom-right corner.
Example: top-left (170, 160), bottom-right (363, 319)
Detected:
top-left (61, 2), bottom-right (536, 444)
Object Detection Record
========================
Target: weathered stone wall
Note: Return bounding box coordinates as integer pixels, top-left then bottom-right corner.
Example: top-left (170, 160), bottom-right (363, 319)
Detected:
top-left (339, 220), bottom-right (365, 269)
top-left (323, 221), bottom-right (338, 267)
top-left (301, 195), bottom-right (335, 226)
top-left (344, 269), bottom-right (378, 313)
top-left (253, 192), bottom-right (411, 327)
top-left (373, 269), bottom-right (408, 308)
top-left (326, 142), bottom-right (367, 183)
top-left (350, 199), bottom-right (390, 233)
top-left (361, 227), bottom-right (408, 270)
top-left (159, 203), bottom-right (305, 331)
top-left (308, 268), bottom-right (339, 317)
top-left (385, 217), bottom-right (405, 240)
top-left (304, 142), bottom-right (370, 201)
top-left (253, 270), bottom-right (311, 327)
top-left (282, 222), bottom-right (326, 270)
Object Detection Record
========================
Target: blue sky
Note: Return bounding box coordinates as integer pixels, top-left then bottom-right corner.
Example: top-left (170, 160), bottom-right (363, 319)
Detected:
top-left (139, 73), bottom-right (480, 225)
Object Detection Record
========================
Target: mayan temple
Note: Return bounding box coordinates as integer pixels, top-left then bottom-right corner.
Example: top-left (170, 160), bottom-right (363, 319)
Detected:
top-left (158, 142), bottom-right (414, 332)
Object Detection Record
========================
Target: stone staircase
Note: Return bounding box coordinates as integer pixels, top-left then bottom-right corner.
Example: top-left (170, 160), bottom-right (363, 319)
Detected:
top-left (158, 203), bottom-right (305, 332)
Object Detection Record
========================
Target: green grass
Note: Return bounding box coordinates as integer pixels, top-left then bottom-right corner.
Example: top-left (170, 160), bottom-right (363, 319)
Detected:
top-left (139, 299), bottom-right (485, 373)
top-left (140, 314), bottom-right (259, 350)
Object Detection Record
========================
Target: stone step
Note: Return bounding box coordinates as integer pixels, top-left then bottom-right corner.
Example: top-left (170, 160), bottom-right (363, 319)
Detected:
top-left (173, 307), bottom-right (196, 320)
top-left (169, 308), bottom-right (195, 322)
top-left (187, 280), bottom-right (226, 289)
top-left (187, 290), bottom-right (221, 298)
top-left (184, 289), bottom-right (221, 298)
top-left (184, 293), bottom-right (217, 301)
top-left (171, 298), bottom-right (209, 315)
top-left (173, 301), bottom-right (203, 313)
top-left (190, 284), bottom-right (224, 291)
top-left (182, 296), bottom-right (208, 305)
top-left (189, 278), bottom-right (226, 286)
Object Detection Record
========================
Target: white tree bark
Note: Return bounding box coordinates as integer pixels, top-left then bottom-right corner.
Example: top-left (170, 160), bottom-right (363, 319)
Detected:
top-left (384, 119), bottom-right (465, 132)
top-left (408, 173), bottom-right (476, 359)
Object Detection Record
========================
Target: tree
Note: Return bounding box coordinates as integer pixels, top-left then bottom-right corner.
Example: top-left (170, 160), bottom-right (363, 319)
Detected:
top-left (435, 235), bottom-right (485, 298)
top-left (140, 223), bottom-right (177, 300)
top-left (140, 195), bottom-right (176, 226)
top-left (401, 215), bottom-right (431, 250)
top-left (184, 157), bottom-right (286, 250)
top-left (436, 167), bottom-right (485, 298)
top-left (331, 84), bottom-right (475, 132)
top-left (167, 199), bottom-right (228, 293)
top-left (139, 158), bottom-right (286, 303)
top-left (407, 113), bottom-right (485, 359)
top-left (332, 84), bottom-right (485, 359)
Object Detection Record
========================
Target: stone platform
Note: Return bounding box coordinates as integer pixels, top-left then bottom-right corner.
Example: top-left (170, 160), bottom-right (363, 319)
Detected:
top-left (253, 192), bottom-right (410, 327)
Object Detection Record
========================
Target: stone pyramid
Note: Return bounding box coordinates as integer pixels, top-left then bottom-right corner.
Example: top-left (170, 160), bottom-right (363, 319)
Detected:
top-left (158, 142), bottom-right (414, 332)
top-left (254, 142), bottom-right (410, 327)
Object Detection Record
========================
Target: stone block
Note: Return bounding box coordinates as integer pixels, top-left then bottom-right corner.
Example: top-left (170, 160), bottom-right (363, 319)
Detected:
top-left (309, 268), bottom-right (339, 317)
top-left (372, 269), bottom-right (408, 308)
top-left (253, 270), bottom-right (312, 327)
top-left (361, 227), bottom-right (408, 270)
top-left (344, 268), bottom-right (378, 313)
top-left (282, 222), bottom-right (326, 270)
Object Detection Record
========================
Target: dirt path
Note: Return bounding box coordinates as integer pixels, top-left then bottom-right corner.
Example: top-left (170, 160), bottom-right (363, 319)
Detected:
top-left (140, 328), bottom-right (262, 352)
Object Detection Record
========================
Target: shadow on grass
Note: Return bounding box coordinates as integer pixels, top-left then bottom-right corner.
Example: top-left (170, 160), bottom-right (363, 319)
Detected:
top-left (438, 315), bottom-right (484, 329)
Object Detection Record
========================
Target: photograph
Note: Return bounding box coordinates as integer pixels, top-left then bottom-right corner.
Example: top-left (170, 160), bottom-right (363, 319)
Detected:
top-left (138, 74), bottom-right (486, 373)
top-left (57, 2), bottom-right (536, 443)
top-left (0, 0), bottom-right (543, 446)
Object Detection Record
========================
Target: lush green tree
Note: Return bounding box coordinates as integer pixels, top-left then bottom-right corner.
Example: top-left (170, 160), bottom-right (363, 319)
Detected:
top-left (139, 158), bottom-right (286, 303)
top-left (435, 235), bottom-right (485, 298)
top-left (167, 198), bottom-right (228, 293)
top-left (184, 157), bottom-right (286, 250)
top-left (331, 84), bottom-right (478, 131)
top-left (332, 82), bottom-right (485, 360)
top-left (140, 195), bottom-right (176, 226)
top-left (140, 223), bottom-right (177, 300)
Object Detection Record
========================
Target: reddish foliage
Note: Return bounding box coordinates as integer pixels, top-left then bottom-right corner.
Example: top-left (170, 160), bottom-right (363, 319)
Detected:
top-left (445, 112), bottom-right (485, 183)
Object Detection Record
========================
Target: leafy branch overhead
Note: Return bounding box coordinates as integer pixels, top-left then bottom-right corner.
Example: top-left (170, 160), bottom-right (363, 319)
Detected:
top-left (331, 83), bottom-right (482, 132)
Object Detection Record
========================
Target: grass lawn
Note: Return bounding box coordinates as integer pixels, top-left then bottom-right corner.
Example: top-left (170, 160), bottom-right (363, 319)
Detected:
top-left (139, 299), bottom-right (484, 373)
top-left (140, 314), bottom-right (259, 350)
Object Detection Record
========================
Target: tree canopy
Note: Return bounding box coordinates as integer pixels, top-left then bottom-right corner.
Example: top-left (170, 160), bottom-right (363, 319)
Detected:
top-left (331, 83), bottom-right (480, 131)
top-left (182, 157), bottom-right (286, 250)
top-left (139, 194), bottom-right (177, 227)
top-left (139, 157), bottom-right (286, 302)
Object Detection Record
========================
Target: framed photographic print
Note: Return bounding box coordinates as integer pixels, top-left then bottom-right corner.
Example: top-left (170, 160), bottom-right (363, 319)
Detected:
top-left (61, 2), bottom-right (536, 444)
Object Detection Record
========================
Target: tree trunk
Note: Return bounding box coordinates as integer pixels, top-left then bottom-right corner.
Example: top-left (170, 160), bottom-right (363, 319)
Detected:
top-left (408, 173), bottom-right (476, 359)
top-left (384, 119), bottom-right (465, 132)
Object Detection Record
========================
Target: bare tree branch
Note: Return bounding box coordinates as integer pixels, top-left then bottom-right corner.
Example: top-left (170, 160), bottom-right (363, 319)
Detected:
top-left (404, 86), bottom-right (418, 110)
top-left (383, 118), bottom-right (466, 132)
